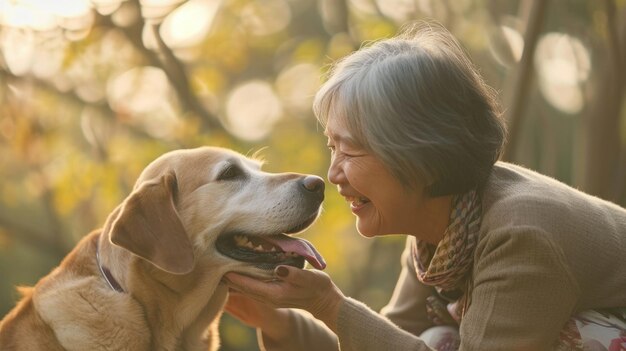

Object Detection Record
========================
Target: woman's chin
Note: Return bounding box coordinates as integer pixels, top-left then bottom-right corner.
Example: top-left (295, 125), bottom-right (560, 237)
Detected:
top-left (355, 221), bottom-right (380, 238)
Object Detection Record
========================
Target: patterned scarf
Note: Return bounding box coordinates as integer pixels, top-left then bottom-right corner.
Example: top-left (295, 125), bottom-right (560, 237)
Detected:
top-left (412, 190), bottom-right (482, 293)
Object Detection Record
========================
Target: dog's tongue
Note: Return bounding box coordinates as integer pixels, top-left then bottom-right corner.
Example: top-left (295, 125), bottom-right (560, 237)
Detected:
top-left (265, 234), bottom-right (326, 270)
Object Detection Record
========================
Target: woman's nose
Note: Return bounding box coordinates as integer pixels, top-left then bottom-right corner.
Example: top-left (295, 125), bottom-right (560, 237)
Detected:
top-left (327, 156), bottom-right (344, 185)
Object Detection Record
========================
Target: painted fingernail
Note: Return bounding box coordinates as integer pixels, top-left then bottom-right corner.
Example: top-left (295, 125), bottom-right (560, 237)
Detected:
top-left (275, 266), bottom-right (289, 278)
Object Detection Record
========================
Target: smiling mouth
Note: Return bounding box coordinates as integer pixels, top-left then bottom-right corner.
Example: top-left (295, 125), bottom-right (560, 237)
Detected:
top-left (215, 213), bottom-right (326, 271)
top-left (346, 196), bottom-right (370, 206)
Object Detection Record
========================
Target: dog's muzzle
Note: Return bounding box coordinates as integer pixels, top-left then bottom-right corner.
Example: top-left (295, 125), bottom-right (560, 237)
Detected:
top-left (216, 175), bottom-right (326, 271)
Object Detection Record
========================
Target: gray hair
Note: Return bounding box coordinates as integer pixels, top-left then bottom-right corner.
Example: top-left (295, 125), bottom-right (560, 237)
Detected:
top-left (313, 21), bottom-right (507, 196)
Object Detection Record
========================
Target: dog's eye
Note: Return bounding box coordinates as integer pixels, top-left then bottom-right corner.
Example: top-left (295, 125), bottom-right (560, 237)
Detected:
top-left (217, 164), bottom-right (243, 181)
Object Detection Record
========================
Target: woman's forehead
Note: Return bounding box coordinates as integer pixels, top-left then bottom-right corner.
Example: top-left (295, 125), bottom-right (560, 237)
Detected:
top-left (324, 117), bottom-right (355, 142)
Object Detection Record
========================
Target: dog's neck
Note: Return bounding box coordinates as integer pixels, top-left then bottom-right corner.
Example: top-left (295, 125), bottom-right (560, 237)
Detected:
top-left (96, 231), bottom-right (130, 292)
top-left (97, 229), bottom-right (225, 311)
top-left (96, 230), bottom-right (228, 349)
top-left (96, 238), bottom-right (124, 293)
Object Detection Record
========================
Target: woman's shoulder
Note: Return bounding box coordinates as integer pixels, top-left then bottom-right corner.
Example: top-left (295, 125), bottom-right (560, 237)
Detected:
top-left (479, 162), bottom-right (626, 237)
top-left (484, 162), bottom-right (576, 199)
top-left (474, 163), bottom-right (626, 312)
top-left (481, 163), bottom-right (569, 223)
top-left (482, 162), bottom-right (623, 215)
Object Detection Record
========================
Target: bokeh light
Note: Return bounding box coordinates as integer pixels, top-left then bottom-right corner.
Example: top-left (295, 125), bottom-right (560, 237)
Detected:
top-left (276, 63), bottom-right (320, 115)
top-left (160, 0), bottom-right (222, 49)
top-left (240, 0), bottom-right (290, 36)
top-left (225, 80), bottom-right (283, 141)
top-left (375, 0), bottom-right (417, 23)
top-left (489, 24), bottom-right (524, 67)
top-left (107, 66), bottom-right (171, 114)
top-left (535, 32), bottom-right (591, 114)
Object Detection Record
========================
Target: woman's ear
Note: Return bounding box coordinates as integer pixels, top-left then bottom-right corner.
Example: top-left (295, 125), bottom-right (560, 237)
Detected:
top-left (109, 171), bottom-right (195, 275)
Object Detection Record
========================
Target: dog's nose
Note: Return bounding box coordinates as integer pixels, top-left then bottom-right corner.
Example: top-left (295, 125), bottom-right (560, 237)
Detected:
top-left (301, 175), bottom-right (325, 194)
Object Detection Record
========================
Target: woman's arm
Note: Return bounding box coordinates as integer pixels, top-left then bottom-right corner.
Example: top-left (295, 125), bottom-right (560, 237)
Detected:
top-left (460, 227), bottom-right (580, 350)
top-left (224, 266), bottom-right (435, 351)
top-left (380, 237), bottom-right (436, 335)
top-left (224, 285), bottom-right (339, 351)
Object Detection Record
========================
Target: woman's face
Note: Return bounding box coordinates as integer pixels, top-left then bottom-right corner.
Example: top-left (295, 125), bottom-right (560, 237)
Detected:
top-left (325, 116), bottom-right (428, 237)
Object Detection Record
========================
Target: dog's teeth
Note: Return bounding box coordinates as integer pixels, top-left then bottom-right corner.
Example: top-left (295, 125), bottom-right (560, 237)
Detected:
top-left (270, 247), bottom-right (276, 252)
top-left (234, 235), bottom-right (248, 246)
top-left (255, 245), bottom-right (264, 252)
top-left (245, 242), bottom-right (254, 249)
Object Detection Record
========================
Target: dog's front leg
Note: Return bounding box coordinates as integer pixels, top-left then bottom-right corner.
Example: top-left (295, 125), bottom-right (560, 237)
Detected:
top-left (180, 284), bottom-right (228, 351)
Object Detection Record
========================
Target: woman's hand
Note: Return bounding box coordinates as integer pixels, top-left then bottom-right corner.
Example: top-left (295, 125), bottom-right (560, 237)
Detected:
top-left (224, 291), bottom-right (284, 329)
top-left (223, 265), bottom-right (345, 332)
top-left (224, 291), bottom-right (293, 342)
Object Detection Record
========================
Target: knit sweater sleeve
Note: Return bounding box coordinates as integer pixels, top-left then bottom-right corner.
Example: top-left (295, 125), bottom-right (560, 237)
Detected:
top-left (256, 298), bottom-right (435, 351)
top-left (332, 238), bottom-right (434, 351)
top-left (258, 237), bottom-right (435, 351)
top-left (459, 226), bottom-right (580, 351)
top-left (257, 308), bottom-right (339, 351)
top-left (380, 237), bottom-right (436, 335)
top-left (335, 297), bottom-right (434, 351)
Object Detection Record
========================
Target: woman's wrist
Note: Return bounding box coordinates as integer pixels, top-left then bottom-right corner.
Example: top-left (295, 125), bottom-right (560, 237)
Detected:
top-left (258, 308), bottom-right (292, 342)
top-left (310, 286), bottom-right (345, 332)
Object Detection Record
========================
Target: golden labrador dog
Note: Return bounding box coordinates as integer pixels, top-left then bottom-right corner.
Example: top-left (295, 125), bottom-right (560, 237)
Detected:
top-left (0, 146), bottom-right (326, 351)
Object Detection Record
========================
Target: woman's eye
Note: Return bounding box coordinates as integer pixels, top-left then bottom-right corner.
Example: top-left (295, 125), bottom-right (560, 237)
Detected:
top-left (217, 165), bottom-right (243, 181)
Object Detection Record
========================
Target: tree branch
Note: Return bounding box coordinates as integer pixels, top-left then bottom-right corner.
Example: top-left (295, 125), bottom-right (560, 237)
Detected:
top-left (0, 69), bottom-right (162, 142)
top-left (581, 0), bottom-right (624, 201)
top-left (502, 0), bottom-right (548, 161)
top-left (96, 1), bottom-right (222, 131)
top-left (604, 0), bottom-right (626, 204)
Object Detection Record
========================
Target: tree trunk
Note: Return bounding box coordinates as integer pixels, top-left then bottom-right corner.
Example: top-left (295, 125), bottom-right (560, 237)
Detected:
top-left (581, 1), bottom-right (625, 203)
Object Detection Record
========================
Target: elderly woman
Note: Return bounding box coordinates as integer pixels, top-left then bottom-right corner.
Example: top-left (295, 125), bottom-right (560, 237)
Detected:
top-left (224, 23), bottom-right (626, 351)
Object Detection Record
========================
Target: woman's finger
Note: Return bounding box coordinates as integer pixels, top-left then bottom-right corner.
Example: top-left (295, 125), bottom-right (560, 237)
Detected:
top-left (224, 273), bottom-right (273, 292)
top-left (224, 272), bottom-right (288, 302)
top-left (224, 269), bottom-right (339, 313)
top-left (273, 265), bottom-right (330, 288)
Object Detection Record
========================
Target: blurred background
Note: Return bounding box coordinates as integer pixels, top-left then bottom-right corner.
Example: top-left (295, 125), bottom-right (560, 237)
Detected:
top-left (0, 0), bottom-right (624, 349)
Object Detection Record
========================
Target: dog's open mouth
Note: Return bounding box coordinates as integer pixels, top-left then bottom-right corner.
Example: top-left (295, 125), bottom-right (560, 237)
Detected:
top-left (216, 216), bottom-right (326, 271)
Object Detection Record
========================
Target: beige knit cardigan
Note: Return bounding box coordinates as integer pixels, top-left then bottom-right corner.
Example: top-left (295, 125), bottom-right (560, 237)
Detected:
top-left (256, 162), bottom-right (626, 351)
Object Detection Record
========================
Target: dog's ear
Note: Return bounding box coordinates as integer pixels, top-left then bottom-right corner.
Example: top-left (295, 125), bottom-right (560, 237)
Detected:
top-left (109, 171), bottom-right (195, 275)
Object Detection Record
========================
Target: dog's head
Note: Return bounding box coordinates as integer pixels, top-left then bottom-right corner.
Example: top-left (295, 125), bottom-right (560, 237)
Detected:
top-left (105, 146), bottom-right (326, 279)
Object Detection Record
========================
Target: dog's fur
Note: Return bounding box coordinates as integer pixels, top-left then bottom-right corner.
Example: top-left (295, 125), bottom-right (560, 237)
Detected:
top-left (0, 147), bottom-right (324, 351)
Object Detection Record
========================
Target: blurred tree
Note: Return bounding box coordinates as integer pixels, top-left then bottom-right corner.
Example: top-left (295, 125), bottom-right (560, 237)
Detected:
top-left (0, 0), bottom-right (624, 350)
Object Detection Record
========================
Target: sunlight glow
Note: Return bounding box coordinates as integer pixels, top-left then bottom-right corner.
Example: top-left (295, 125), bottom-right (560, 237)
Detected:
top-left (31, 38), bottom-right (65, 79)
top-left (139, 0), bottom-right (185, 21)
top-left (375, 0), bottom-right (416, 23)
top-left (415, 0), bottom-right (449, 21)
top-left (91, 0), bottom-right (124, 16)
top-left (0, 0), bottom-right (93, 33)
top-left (106, 66), bottom-right (180, 138)
top-left (489, 25), bottom-right (524, 67)
top-left (348, 0), bottom-right (377, 15)
top-left (0, 28), bottom-right (35, 75)
top-left (0, 0), bottom-right (58, 30)
top-left (106, 66), bottom-right (170, 114)
top-left (241, 0), bottom-right (290, 36)
top-left (535, 33), bottom-right (591, 114)
top-left (161, 0), bottom-right (222, 48)
top-left (276, 63), bottom-right (320, 115)
top-left (226, 80), bottom-right (283, 141)
top-left (501, 26), bottom-right (524, 62)
top-left (45, 0), bottom-right (91, 18)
